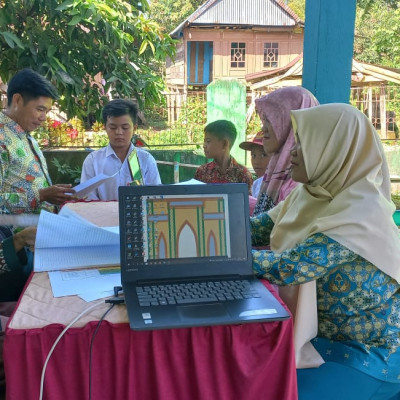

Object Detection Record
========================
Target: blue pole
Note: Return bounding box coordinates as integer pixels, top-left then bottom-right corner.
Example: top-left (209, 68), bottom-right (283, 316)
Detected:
top-left (302, 0), bottom-right (357, 104)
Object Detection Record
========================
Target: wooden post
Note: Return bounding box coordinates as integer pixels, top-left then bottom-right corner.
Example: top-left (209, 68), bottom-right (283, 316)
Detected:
top-left (380, 89), bottom-right (387, 139)
top-left (302, 0), bottom-right (357, 104)
top-left (176, 92), bottom-right (182, 122)
top-left (170, 93), bottom-right (176, 125)
top-left (173, 152), bottom-right (181, 183)
top-left (368, 87), bottom-right (373, 126)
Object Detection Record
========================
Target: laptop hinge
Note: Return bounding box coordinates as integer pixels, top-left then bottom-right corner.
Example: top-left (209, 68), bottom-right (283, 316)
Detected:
top-left (137, 275), bottom-right (244, 286)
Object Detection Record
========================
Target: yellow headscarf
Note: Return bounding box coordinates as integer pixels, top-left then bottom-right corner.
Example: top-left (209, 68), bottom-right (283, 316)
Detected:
top-left (269, 103), bottom-right (400, 281)
top-left (267, 103), bottom-right (400, 368)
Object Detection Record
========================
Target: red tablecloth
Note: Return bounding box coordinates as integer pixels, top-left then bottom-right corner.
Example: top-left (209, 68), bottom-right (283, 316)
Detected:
top-left (4, 280), bottom-right (297, 400)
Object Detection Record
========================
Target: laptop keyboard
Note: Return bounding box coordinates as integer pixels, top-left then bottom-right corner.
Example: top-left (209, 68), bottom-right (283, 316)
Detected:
top-left (136, 280), bottom-right (261, 307)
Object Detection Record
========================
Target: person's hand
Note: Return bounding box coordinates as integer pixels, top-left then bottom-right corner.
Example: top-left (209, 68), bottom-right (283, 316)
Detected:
top-left (13, 226), bottom-right (37, 252)
top-left (39, 184), bottom-right (77, 205)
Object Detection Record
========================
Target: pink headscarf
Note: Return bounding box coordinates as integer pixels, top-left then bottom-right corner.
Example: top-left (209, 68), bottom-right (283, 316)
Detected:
top-left (253, 87), bottom-right (319, 215)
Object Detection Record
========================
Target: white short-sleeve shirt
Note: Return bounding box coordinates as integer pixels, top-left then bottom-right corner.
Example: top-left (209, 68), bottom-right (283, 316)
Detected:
top-left (252, 176), bottom-right (263, 198)
top-left (80, 143), bottom-right (161, 200)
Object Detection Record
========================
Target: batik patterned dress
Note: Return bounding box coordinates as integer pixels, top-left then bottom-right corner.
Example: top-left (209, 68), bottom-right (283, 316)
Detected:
top-left (251, 212), bottom-right (400, 382)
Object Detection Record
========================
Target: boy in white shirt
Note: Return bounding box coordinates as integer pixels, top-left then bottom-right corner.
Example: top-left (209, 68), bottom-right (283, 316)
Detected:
top-left (80, 99), bottom-right (161, 200)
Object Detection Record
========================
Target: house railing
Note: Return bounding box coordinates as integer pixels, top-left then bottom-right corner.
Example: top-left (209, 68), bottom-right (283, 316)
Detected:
top-left (156, 158), bottom-right (199, 183)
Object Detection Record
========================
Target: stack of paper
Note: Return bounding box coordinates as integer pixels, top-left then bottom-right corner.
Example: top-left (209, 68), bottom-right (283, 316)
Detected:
top-left (49, 268), bottom-right (121, 302)
top-left (71, 172), bottom-right (117, 199)
top-left (34, 210), bottom-right (120, 272)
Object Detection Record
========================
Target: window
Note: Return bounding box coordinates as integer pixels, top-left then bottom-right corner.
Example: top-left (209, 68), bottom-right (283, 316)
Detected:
top-left (264, 42), bottom-right (279, 68)
top-left (231, 42), bottom-right (246, 68)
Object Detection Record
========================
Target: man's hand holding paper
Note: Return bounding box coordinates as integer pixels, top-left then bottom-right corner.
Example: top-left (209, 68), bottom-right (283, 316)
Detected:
top-left (39, 184), bottom-right (77, 205)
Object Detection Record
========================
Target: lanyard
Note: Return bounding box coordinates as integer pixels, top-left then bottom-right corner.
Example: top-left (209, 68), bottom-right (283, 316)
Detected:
top-left (127, 149), bottom-right (143, 186)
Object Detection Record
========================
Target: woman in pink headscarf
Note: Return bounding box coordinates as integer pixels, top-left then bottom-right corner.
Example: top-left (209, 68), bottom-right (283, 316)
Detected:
top-left (253, 87), bottom-right (319, 216)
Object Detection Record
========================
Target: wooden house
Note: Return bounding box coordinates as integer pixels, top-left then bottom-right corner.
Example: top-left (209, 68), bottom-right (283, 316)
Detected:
top-left (166, 0), bottom-right (304, 94)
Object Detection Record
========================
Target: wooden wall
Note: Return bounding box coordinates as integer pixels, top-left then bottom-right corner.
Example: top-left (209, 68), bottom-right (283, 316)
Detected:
top-left (166, 27), bottom-right (303, 90)
top-left (166, 42), bottom-right (185, 87)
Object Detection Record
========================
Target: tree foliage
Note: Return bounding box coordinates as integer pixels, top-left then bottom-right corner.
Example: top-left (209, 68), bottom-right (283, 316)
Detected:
top-left (287, 0), bottom-right (305, 21)
top-left (149, 0), bottom-right (204, 34)
top-left (0, 0), bottom-right (176, 122)
top-left (357, 0), bottom-right (398, 16)
top-left (354, 0), bottom-right (400, 68)
top-left (288, 0), bottom-right (400, 69)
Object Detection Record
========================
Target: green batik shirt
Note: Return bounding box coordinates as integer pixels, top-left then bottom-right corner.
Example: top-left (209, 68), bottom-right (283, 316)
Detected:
top-left (251, 211), bottom-right (400, 382)
top-left (0, 112), bottom-right (53, 214)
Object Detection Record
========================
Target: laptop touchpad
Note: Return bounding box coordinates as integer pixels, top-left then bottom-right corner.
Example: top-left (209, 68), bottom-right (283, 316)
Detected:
top-left (177, 304), bottom-right (227, 319)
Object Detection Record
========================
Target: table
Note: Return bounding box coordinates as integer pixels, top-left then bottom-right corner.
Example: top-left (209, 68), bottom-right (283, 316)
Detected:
top-left (4, 273), bottom-right (297, 400)
top-left (4, 201), bottom-right (297, 400)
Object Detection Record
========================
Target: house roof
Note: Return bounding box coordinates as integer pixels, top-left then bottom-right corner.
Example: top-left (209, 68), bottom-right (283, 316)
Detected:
top-left (170, 0), bottom-right (302, 38)
top-left (245, 54), bottom-right (400, 90)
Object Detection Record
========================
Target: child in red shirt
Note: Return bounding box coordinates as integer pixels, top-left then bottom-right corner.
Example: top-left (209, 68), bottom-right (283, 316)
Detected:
top-left (194, 120), bottom-right (253, 194)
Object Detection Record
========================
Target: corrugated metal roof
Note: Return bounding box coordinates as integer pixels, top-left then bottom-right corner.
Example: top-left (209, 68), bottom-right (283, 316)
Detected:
top-left (194, 0), bottom-right (297, 26)
top-left (170, 0), bottom-right (301, 37)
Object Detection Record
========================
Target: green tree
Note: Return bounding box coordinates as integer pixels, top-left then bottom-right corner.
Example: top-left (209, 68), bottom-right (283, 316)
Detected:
top-left (0, 0), bottom-right (176, 122)
top-left (288, 0), bottom-right (305, 21)
top-left (357, 0), bottom-right (398, 15)
top-left (150, 0), bottom-right (204, 34)
top-left (354, 0), bottom-right (400, 68)
top-left (288, 0), bottom-right (400, 68)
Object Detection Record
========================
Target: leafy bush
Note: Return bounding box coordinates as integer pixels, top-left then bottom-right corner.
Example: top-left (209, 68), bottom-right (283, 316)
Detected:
top-left (31, 117), bottom-right (85, 147)
top-left (246, 112), bottom-right (262, 136)
top-left (90, 132), bottom-right (109, 148)
top-left (51, 158), bottom-right (82, 184)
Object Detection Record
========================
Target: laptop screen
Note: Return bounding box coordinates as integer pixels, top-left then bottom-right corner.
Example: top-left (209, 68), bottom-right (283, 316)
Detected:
top-left (119, 183), bottom-right (252, 282)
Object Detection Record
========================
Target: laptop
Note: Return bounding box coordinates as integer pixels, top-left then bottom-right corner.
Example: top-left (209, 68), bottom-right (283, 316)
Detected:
top-left (118, 183), bottom-right (290, 330)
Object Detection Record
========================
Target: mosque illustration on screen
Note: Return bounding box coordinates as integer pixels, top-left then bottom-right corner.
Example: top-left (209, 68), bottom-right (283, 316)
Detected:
top-left (143, 195), bottom-right (231, 260)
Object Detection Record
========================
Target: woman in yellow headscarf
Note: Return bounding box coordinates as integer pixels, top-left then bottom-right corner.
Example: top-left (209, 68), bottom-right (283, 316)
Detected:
top-left (251, 103), bottom-right (400, 400)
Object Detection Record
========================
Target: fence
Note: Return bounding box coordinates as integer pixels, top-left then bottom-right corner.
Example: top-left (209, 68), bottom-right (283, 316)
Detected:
top-left (137, 91), bottom-right (207, 149)
top-left (0, 91), bottom-right (209, 149)
top-left (42, 149), bottom-right (207, 185)
top-left (2, 85), bottom-right (400, 149)
top-left (350, 85), bottom-right (400, 139)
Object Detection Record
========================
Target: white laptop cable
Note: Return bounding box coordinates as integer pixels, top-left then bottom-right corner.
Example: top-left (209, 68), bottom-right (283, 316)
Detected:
top-left (38, 300), bottom-right (105, 400)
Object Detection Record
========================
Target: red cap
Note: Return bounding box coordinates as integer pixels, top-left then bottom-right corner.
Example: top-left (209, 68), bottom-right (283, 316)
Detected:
top-left (239, 131), bottom-right (263, 151)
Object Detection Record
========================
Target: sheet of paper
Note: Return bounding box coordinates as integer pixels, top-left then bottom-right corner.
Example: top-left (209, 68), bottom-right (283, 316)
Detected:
top-left (36, 211), bottom-right (119, 249)
top-left (35, 245), bottom-right (120, 271)
top-left (72, 172), bottom-right (117, 199)
top-left (34, 211), bottom-right (120, 271)
top-left (174, 179), bottom-right (205, 185)
top-left (49, 268), bottom-right (121, 298)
